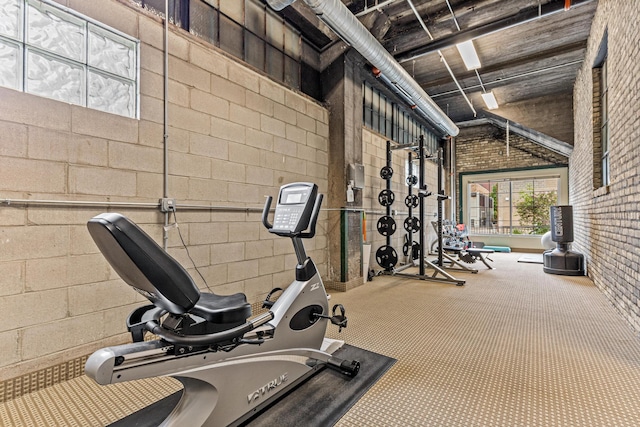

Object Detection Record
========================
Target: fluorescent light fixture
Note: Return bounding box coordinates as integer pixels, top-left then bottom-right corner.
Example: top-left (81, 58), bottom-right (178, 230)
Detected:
top-left (481, 91), bottom-right (499, 110)
top-left (456, 40), bottom-right (481, 70)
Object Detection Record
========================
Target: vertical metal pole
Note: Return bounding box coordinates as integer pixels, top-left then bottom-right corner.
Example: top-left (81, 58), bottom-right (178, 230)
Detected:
top-left (408, 151), bottom-right (413, 260)
top-left (437, 143), bottom-right (444, 267)
top-left (163, 0), bottom-right (170, 250)
top-left (341, 209), bottom-right (348, 281)
top-left (419, 135), bottom-right (425, 276)
top-left (509, 181), bottom-right (513, 235)
top-left (506, 120), bottom-right (510, 157)
top-left (449, 136), bottom-right (456, 222)
top-left (386, 140), bottom-right (392, 248)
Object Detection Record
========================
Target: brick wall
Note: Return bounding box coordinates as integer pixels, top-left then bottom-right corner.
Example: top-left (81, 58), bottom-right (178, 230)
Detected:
top-left (493, 94), bottom-right (574, 145)
top-left (0, 0), bottom-right (329, 380)
top-left (453, 124), bottom-right (568, 220)
top-left (571, 0), bottom-right (640, 331)
top-left (455, 125), bottom-right (568, 177)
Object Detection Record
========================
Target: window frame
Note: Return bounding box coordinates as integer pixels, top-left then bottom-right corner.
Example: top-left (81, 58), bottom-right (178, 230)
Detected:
top-left (459, 167), bottom-right (569, 236)
top-left (599, 57), bottom-right (609, 187)
top-left (592, 30), bottom-right (609, 192)
top-left (362, 80), bottom-right (437, 150)
top-left (171, 0), bottom-right (303, 92)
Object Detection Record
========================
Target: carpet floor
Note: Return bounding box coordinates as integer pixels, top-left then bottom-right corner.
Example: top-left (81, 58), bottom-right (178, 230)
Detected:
top-left (2, 252), bottom-right (640, 426)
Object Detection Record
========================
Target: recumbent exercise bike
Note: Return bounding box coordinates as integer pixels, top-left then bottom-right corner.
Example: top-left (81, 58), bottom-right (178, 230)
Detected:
top-left (85, 182), bottom-right (359, 427)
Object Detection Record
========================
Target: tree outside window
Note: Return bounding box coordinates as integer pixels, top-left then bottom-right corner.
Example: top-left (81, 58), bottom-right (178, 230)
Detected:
top-left (514, 183), bottom-right (557, 235)
top-left (468, 176), bottom-right (560, 235)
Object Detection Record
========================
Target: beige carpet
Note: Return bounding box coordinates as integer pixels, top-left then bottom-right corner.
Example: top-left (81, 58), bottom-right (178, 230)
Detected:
top-left (3, 252), bottom-right (640, 426)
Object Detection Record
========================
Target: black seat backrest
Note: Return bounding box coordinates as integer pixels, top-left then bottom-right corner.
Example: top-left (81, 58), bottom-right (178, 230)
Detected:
top-left (87, 213), bottom-right (200, 314)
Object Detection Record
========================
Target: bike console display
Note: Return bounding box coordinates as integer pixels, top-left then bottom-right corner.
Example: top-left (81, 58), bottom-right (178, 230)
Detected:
top-left (265, 182), bottom-right (319, 236)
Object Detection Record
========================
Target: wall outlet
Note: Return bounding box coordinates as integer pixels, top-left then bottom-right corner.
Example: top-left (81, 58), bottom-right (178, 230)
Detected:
top-left (160, 198), bottom-right (176, 212)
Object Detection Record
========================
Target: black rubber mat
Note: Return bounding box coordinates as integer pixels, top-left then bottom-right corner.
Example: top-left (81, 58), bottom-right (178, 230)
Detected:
top-left (517, 253), bottom-right (544, 264)
top-left (109, 344), bottom-right (395, 427)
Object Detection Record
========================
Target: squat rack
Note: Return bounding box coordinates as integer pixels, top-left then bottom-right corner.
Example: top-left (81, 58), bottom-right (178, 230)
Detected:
top-left (376, 136), bottom-right (464, 286)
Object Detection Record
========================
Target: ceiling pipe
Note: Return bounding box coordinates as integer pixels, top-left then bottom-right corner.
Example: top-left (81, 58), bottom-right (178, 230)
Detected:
top-left (444, 0), bottom-right (461, 31)
top-left (430, 59), bottom-right (584, 98)
top-left (372, 66), bottom-right (417, 108)
top-left (396, 0), bottom-right (595, 63)
top-left (266, 0), bottom-right (459, 137)
top-left (405, 0), bottom-right (476, 117)
top-left (444, 0), bottom-right (491, 109)
top-left (355, 0), bottom-right (399, 17)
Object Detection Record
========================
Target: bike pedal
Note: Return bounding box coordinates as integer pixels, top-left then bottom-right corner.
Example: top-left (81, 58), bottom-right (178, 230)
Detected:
top-left (330, 304), bottom-right (347, 332)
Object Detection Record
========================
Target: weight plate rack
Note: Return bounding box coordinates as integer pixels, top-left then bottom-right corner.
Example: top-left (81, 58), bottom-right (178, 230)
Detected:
top-left (373, 137), bottom-right (464, 286)
top-left (376, 141), bottom-right (395, 270)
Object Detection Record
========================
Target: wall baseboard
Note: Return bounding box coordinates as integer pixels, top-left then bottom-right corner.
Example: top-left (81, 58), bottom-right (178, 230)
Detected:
top-left (0, 356), bottom-right (88, 403)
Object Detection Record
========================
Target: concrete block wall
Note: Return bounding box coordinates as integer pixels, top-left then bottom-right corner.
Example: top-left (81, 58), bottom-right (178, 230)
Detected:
top-left (0, 0), bottom-right (329, 382)
top-left (570, 0), bottom-right (640, 331)
top-left (362, 129), bottom-right (439, 271)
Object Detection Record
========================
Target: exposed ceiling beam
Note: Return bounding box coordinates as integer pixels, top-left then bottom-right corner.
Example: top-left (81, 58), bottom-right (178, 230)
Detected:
top-left (357, 8), bottom-right (393, 40)
top-left (429, 60), bottom-right (581, 102)
top-left (383, 0), bottom-right (481, 31)
top-left (416, 39), bottom-right (587, 89)
top-left (352, 0), bottom-right (400, 17)
top-left (275, 1), bottom-right (334, 48)
top-left (395, 0), bottom-right (595, 63)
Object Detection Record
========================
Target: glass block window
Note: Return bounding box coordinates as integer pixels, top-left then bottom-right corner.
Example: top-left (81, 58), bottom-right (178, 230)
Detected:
top-left (0, 0), bottom-right (22, 40)
top-left (0, 0), bottom-right (139, 118)
top-left (0, 37), bottom-right (22, 90)
top-left (25, 48), bottom-right (84, 104)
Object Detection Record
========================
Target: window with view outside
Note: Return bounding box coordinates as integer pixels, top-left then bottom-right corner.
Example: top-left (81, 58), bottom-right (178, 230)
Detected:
top-left (467, 177), bottom-right (559, 235)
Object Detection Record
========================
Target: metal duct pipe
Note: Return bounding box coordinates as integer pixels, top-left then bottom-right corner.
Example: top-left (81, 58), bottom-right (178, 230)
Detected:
top-left (267, 0), bottom-right (459, 137)
top-left (374, 69), bottom-right (455, 136)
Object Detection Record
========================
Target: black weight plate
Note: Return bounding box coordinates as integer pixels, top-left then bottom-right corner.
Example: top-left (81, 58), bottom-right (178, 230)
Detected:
top-left (403, 216), bottom-right (421, 233)
top-left (411, 242), bottom-right (421, 260)
top-left (376, 245), bottom-right (398, 269)
top-left (404, 194), bottom-right (419, 208)
top-left (377, 216), bottom-right (396, 236)
top-left (378, 189), bottom-right (395, 206)
top-left (403, 240), bottom-right (420, 259)
top-left (406, 175), bottom-right (418, 186)
top-left (380, 166), bottom-right (393, 180)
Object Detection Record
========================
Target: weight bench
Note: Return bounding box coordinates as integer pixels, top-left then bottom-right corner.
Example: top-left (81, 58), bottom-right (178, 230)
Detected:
top-left (466, 248), bottom-right (494, 269)
top-left (438, 246), bottom-right (495, 272)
